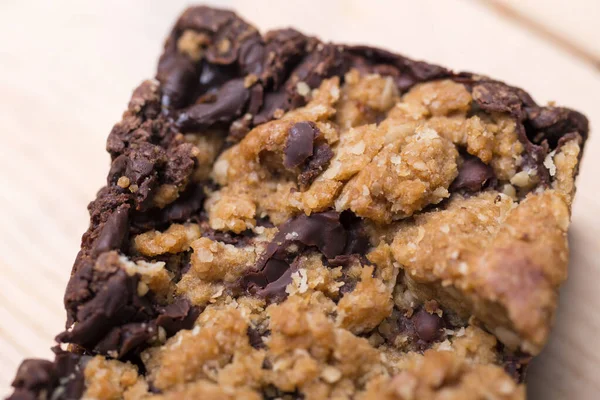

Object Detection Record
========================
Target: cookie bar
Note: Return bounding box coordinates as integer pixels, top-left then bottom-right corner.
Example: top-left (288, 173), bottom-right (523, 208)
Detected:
top-left (8, 5), bottom-right (588, 400)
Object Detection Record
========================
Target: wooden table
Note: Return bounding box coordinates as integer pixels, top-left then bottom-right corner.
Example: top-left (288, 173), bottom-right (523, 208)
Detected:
top-left (1, 1), bottom-right (598, 397)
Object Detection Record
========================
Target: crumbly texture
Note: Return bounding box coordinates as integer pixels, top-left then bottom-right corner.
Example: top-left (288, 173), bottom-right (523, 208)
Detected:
top-left (8, 5), bottom-right (589, 400)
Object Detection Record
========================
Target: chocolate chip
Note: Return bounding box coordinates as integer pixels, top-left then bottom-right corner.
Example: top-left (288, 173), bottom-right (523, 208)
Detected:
top-left (157, 52), bottom-right (198, 109)
top-left (59, 252), bottom-right (198, 358)
top-left (378, 308), bottom-right (448, 351)
top-left (239, 37), bottom-right (265, 77)
top-left (340, 211), bottom-right (370, 255)
top-left (256, 265), bottom-right (296, 301)
top-left (9, 348), bottom-right (84, 400)
top-left (242, 212), bottom-right (347, 301)
top-left (247, 326), bottom-right (269, 349)
top-left (244, 259), bottom-right (292, 300)
top-left (156, 6), bottom-right (259, 110)
top-left (285, 43), bottom-right (346, 95)
top-left (284, 121), bottom-right (317, 168)
top-left (176, 6), bottom-right (238, 34)
top-left (328, 254), bottom-right (365, 296)
top-left (412, 309), bottom-right (444, 342)
top-left (160, 183), bottom-right (206, 223)
top-left (451, 156), bottom-right (496, 193)
top-left (242, 212), bottom-right (372, 302)
top-left (525, 106), bottom-right (589, 148)
top-left (11, 360), bottom-right (54, 393)
top-left (498, 345), bottom-right (532, 384)
top-left (297, 142), bottom-right (333, 189)
top-left (107, 154), bottom-right (129, 184)
top-left (253, 91), bottom-right (289, 126)
top-left (260, 29), bottom-right (312, 89)
top-left (178, 78), bottom-right (250, 131)
top-left (155, 298), bottom-right (200, 337)
top-left (471, 82), bottom-right (524, 114)
top-left (266, 211), bottom-right (347, 262)
top-left (95, 322), bottom-right (152, 358)
top-left (201, 226), bottom-right (254, 248)
top-left (130, 183), bottom-right (206, 233)
top-left (338, 278), bottom-right (358, 296)
top-left (93, 206), bottom-right (130, 256)
top-left (464, 79), bottom-right (555, 187)
top-left (58, 263), bottom-right (150, 350)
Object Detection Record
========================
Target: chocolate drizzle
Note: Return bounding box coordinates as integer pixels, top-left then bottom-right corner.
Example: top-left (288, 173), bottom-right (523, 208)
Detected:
top-left (451, 155), bottom-right (497, 193)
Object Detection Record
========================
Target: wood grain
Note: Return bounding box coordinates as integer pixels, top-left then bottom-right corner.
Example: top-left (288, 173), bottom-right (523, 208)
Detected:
top-left (0, 1), bottom-right (598, 398)
top-left (481, 0), bottom-right (600, 69)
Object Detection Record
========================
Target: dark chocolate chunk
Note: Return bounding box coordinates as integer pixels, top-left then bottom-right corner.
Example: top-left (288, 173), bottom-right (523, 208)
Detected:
top-left (130, 183), bottom-right (206, 233)
top-left (247, 326), bottom-right (269, 349)
top-left (256, 265), bottom-right (296, 301)
top-left (59, 258), bottom-right (152, 350)
top-left (157, 52), bottom-right (198, 109)
top-left (471, 82), bottom-right (525, 114)
top-left (284, 121), bottom-right (318, 168)
top-left (338, 277), bottom-right (358, 296)
top-left (379, 307), bottom-right (448, 351)
top-left (328, 254), bottom-right (367, 296)
top-left (155, 298), bottom-right (200, 337)
top-left (260, 29), bottom-right (312, 89)
top-left (160, 183), bottom-right (206, 223)
top-left (243, 211), bottom-right (371, 302)
top-left (285, 43), bottom-right (346, 98)
top-left (263, 385), bottom-right (305, 400)
top-left (331, 255), bottom-right (362, 296)
top-left (11, 360), bottom-right (54, 395)
top-left (157, 6), bottom-right (258, 110)
top-left (243, 259), bottom-right (291, 297)
top-left (297, 142), bottom-right (334, 189)
top-left (93, 206), bottom-right (130, 256)
top-left (262, 211), bottom-right (347, 263)
top-left (9, 348), bottom-right (84, 400)
top-left (242, 212), bottom-right (348, 300)
top-left (177, 78), bottom-right (250, 131)
top-left (107, 154), bottom-right (129, 184)
top-left (525, 106), bottom-right (589, 148)
top-left (201, 227), bottom-right (254, 248)
top-left (502, 353), bottom-right (532, 383)
top-left (379, 309), bottom-right (418, 346)
top-left (468, 79), bottom-right (552, 186)
top-left (340, 211), bottom-right (371, 255)
top-left (59, 252), bottom-right (198, 358)
top-left (412, 309), bottom-right (444, 342)
top-left (451, 156), bottom-right (496, 193)
top-left (252, 91), bottom-right (289, 125)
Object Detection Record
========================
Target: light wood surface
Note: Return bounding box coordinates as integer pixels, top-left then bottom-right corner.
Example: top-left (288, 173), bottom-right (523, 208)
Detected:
top-left (0, 1), bottom-right (598, 398)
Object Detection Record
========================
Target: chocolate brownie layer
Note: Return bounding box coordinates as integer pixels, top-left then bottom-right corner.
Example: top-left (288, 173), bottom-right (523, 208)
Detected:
top-left (8, 6), bottom-right (588, 400)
